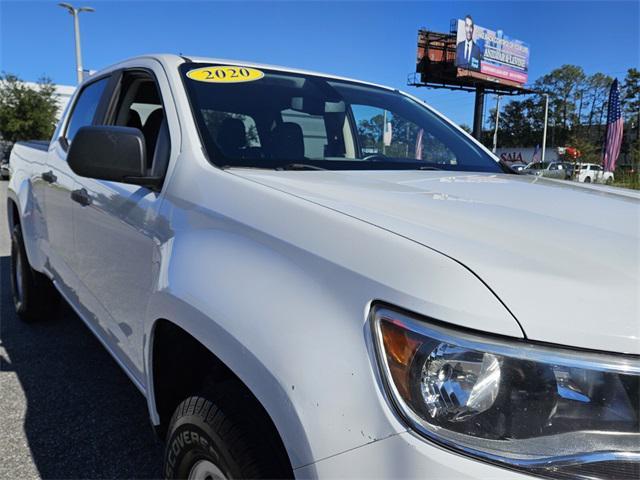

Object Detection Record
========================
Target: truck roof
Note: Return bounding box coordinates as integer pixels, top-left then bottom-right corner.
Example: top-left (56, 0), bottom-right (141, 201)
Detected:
top-left (91, 53), bottom-right (396, 93)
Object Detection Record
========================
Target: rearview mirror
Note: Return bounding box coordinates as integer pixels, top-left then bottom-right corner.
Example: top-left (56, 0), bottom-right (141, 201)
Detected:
top-left (67, 126), bottom-right (162, 189)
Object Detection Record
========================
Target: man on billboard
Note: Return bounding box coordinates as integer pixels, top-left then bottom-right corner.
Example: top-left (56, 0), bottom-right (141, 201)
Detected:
top-left (456, 15), bottom-right (482, 70)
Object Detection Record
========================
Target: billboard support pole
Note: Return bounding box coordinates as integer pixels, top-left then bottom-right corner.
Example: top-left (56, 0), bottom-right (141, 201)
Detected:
top-left (542, 93), bottom-right (549, 163)
top-left (492, 95), bottom-right (501, 152)
top-left (473, 85), bottom-right (485, 140)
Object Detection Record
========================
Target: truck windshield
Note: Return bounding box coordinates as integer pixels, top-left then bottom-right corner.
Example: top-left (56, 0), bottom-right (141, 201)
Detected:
top-left (180, 63), bottom-right (504, 173)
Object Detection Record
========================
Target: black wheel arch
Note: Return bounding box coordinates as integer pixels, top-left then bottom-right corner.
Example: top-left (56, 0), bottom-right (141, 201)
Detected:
top-left (7, 196), bottom-right (20, 233)
top-left (150, 319), bottom-right (293, 475)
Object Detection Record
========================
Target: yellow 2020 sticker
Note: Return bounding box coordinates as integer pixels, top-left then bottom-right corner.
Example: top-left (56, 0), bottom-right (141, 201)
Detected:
top-left (186, 66), bottom-right (264, 83)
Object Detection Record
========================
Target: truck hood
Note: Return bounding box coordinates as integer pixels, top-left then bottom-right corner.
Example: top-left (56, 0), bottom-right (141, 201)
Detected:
top-left (231, 169), bottom-right (640, 354)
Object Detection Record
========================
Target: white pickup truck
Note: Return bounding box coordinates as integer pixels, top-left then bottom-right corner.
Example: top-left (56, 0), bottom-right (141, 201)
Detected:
top-left (7, 55), bottom-right (640, 480)
top-left (576, 163), bottom-right (615, 184)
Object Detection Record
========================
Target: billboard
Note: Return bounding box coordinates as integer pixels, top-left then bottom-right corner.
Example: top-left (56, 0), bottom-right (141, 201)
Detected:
top-left (455, 16), bottom-right (529, 85)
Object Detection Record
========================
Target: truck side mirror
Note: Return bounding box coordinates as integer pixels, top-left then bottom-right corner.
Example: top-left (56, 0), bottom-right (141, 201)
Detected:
top-left (67, 126), bottom-right (162, 189)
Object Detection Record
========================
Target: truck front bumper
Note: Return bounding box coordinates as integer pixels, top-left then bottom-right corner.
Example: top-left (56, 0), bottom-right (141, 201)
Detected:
top-left (295, 431), bottom-right (533, 479)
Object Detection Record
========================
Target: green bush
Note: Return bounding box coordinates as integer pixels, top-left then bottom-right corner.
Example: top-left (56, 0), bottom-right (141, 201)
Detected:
top-left (0, 73), bottom-right (59, 143)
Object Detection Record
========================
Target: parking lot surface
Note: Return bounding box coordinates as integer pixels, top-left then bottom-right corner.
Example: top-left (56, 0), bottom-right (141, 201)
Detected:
top-left (0, 181), bottom-right (164, 479)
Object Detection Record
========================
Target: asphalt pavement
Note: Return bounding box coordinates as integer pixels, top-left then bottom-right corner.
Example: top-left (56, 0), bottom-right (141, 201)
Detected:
top-left (0, 180), bottom-right (164, 479)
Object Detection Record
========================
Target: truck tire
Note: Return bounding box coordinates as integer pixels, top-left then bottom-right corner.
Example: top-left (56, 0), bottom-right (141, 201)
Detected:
top-left (584, 176), bottom-right (591, 183)
top-left (10, 224), bottom-right (58, 321)
top-left (163, 381), bottom-right (290, 479)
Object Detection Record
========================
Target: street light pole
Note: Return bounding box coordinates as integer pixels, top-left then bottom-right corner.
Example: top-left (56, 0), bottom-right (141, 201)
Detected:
top-left (492, 95), bottom-right (501, 153)
top-left (72, 10), bottom-right (83, 83)
top-left (541, 93), bottom-right (549, 163)
top-left (58, 3), bottom-right (95, 84)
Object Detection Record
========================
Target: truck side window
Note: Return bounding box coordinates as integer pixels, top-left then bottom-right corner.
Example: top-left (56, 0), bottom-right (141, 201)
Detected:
top-left (64, 77), bottom-right (109, 143)
top-left (111, 72), bottom-right (170, 178)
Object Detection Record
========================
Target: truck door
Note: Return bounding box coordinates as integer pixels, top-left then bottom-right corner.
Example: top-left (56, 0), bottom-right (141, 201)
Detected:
top-left (44, 76), bottom-right (110, 296)
top-left (71, 63), bottom-right (176, 381)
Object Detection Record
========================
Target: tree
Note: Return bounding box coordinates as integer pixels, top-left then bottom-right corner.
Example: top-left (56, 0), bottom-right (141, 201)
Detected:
top-left (486, 97), bottom-right (545, 147)
top-left (0, 73), bottom-right (59, 143)
top-left (584, 73), bottom-right (613, 134)
top-left (565, 132), bottom-right (599, 164)
top-left (489, 67), bottom-right (615, 150)
top-left (622, 68), bottom-right (640, 142)
top-left (357, 113), bottom-right (383, 150)
top-left (500, 99), bottom-right (535, 146)
top-left (533, 65), bottom-right (588, 147)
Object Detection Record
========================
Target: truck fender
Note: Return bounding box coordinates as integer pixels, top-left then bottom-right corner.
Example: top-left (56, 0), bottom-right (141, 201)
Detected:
top-left (142, 231), bottom-right (330, 470)
top-left (6, 176), bottom-right (45, 271)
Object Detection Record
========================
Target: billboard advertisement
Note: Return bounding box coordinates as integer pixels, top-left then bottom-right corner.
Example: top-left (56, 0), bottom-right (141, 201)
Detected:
top-left (455, 16), bottom-right (529, 84)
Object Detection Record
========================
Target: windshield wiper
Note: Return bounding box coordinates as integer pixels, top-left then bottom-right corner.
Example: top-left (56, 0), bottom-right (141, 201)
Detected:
top-left (276, 163), bottom-right (327, 171)
top-left (418, 165), bottom-right (442, 170)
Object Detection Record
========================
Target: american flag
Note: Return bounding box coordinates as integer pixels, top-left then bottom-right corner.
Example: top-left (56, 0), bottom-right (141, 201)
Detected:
top-left (531, 144), bottom-right (541, 163)
top-left (603, 79), bottom-right (624, 172)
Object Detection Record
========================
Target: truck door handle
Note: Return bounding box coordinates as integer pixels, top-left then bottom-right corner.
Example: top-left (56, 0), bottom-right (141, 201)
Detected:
top-left (42, 170), bottom-right (57, 183)
top-left (71, 188), bottom-right (92, 207)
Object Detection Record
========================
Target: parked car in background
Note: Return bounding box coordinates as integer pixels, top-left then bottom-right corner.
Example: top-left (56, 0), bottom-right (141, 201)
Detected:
top-left (0, 141), bottom-right (12, 180)
top-left (577, 163), bottom-right (614, 184)
top-left (0, 158), bottom-right (9, 180)
top-left (559, 162), bottom-right (575, 179)
top-left (523, 161), bottom-right (568, 179)
top-left (508, 162), bottom-right (527, 173)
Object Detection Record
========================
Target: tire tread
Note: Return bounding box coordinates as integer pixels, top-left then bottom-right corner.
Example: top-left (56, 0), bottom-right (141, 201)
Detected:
top-left (164, 379), bottom-right (290, 479)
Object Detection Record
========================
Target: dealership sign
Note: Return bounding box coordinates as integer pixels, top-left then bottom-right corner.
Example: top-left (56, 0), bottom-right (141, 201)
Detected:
top-left (455, 17), bottom-right (529, 85)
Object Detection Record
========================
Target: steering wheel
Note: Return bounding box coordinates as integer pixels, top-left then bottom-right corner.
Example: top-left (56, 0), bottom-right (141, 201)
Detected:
top-left (362, 154), bottom-right (389, 162)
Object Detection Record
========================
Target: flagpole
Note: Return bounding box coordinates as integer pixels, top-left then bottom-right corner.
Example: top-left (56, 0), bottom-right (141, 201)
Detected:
top-left (541, 94), bottom-right (549, 163)
top-left (602, 119), bottom-right (609, 174)
top-left (602, 80), bottom-right (613, 173)
top-left (492, 95), bottom-right (500, 153)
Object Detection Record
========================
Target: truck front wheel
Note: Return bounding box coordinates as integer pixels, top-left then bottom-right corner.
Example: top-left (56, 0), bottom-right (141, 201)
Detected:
top-left (163, 381), bottom-right (290, 479)
top-left (10, 224), bottom-right (57, 321)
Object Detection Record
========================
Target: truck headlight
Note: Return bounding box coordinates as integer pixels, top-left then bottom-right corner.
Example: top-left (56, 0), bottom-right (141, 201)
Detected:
top-left (371, 305), bottom-right (640, 479)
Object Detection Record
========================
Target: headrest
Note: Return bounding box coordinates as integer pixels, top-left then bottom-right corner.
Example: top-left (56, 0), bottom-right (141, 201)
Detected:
top-left (126, 109), bottom-right (142, 130)
top-left (142, 108), bottom-right (164, 167)
top-left (143, 108), bottom-right (164, 134)
top-left (272, 122), bottom-right (304, 160)
top-left (217, 118), bottom-right (247, 155)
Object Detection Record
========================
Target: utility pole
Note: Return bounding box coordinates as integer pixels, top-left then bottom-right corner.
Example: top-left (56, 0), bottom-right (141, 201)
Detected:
top-left (382, 109), bottom-right (387, 155)
top-left (541, 93), bottom-right (549, 163)
top-left (492, 95), bottom-right (501, 153)
top-left (58, 3), bottom-right (95, 84)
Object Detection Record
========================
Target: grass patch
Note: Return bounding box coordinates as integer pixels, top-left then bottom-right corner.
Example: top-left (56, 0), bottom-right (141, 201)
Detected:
top-left (612, 170), bottom-right (640, 190)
